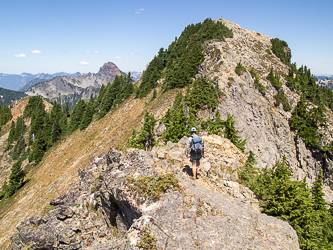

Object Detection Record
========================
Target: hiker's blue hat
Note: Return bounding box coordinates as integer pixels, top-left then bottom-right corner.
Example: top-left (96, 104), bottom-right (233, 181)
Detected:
top-left (191, 127), bottom-right (197, 132)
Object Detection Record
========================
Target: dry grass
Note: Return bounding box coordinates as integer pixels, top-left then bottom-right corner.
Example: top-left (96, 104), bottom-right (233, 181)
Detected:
top-left (0, 90), bottom-right (176, 248)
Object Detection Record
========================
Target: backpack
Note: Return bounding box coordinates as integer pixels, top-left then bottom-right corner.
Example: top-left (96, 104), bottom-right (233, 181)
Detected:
top-left (191, 135), bottom-right (202, 154)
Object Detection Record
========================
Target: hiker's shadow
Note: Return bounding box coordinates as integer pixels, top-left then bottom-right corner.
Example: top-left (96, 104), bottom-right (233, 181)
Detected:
top-left (183, 164), bottom-right (193, 177)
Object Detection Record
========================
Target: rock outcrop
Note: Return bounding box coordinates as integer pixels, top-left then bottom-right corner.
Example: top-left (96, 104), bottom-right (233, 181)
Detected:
top-left (10, 138), bottom-right (300, 249)
top-left (195, 18), bottom-right (333, 202)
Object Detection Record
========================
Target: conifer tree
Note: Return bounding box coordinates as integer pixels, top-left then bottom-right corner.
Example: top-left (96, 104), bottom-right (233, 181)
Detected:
top-left (289, 94), bottom-right (326, 148)
top-left (163, 102), bottom-right (187, 143)
top-left (4, 160), bottom-right (25, 197)
top-left (312, 171), bottom-right (327, 211)
top-left (99, 77), bottom-right (122, 118)
top-left (0, 104), bottom-right (12, 126)
top-left (51, 118), bottom-right (61, 143)
top-left (267, 68), bottom-right (282, 90)
top-left (14, 116), bottom-right (26, 141)
top-left (238, 155), bottom-right (333, 249)
top-left (224, 113), bottom-right (246, 152)
top-left (11, 135), bottom-right (26, 160)
top-left (152, 89), bottom-right (157, 99)
top-left (97, 84), bottom-right (107, 106)
top-left (69, 99), bottom-right (86, 132)
top-left (7, 120), bottom-right (16, 145)
top-left (127, 111), bottom-right (157, 150)
top-left (43, 114), bottom-right (53, 148)
top-left (186, 76), bottom-right (219, 113)
top-left (80, 94), bottom-right (96, 130)
top-left (29, 135), bottom-right (47, 164)
top-left (201, 110), bottom-right (224, 135)
top-left (63, 102), bottom-right (70, 118)
top-left (238, 150), bottom-right (258, 189)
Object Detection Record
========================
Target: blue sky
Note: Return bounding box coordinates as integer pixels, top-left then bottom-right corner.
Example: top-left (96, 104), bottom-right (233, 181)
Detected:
top-left (1, 0), bottom-right (332, 75)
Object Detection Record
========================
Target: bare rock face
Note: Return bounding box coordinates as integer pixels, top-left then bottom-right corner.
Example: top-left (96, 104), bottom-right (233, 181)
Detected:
top-left (25, 62), bottom-right (123, 104)
top-left (196, 18), bottom-right (333, 202)
top-left (10, 142), bottom-right (299, 250)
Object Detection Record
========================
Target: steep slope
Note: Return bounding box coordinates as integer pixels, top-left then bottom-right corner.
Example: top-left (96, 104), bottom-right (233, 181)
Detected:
top-left (25, 62), bottom-right (123, 107)
top-left (1, 17), bottom-right (333, 249)
top-left (0, 88), bottom-right (176, 249)
top-left (195, 18), bottom-right (333, 201)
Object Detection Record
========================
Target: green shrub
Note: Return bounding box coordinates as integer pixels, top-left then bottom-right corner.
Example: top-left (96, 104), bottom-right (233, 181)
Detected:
top-left (267, 68), bottom-right (282, 90)
top-left (249, 68), bottom-right (266, 96)
top-left (274, 90), bottom-right (291, 111)
top-left (289, 95), bottom-right (327, 148)
top-left (270, 38), bottom-right (291, 65)
top-left (124, 173), bottom-right (181, 201)
top-left (135, 226), bottom-right (157, 250)
top-left (224, 113), bottom-right (246, 152)
top-left (239, 156), bottom-right (333, 250)
top-left (235, 61), bottom-right (246, 76)
top-left (127, 111), bottom-right (157, 150)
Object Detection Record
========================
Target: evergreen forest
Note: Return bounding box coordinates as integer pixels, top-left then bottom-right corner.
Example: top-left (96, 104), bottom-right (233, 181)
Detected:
top-left (1, 72), bottom-right (135, 199)
top-left (0, 87), bottom-right (26, 106)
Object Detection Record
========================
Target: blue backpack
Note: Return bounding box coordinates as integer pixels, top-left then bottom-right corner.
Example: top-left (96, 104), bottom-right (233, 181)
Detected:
top-left (191, 135), bottom-right (202, 154)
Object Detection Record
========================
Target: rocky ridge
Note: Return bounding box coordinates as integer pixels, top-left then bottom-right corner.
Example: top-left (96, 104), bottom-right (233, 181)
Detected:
top-left (0, 88), bottom-right (178, 249)
top-left (1, 17), bottom-right (333, 249)
top-left (195, 18), bottom-right (333, 201)
top-left (10, 136), bottom-right (299, 249)
top-left (25, 62), bottom-right (123, 103)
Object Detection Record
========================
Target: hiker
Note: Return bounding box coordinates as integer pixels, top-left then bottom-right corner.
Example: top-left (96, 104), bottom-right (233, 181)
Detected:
top-left (185, 127), bottom-right (204, 179)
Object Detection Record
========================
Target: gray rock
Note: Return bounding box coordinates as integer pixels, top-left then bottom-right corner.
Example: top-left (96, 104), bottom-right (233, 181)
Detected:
top-left (156, 123), bottom-right (167, 137)
top-left (202, 161), bottom-right (211, 172)
top-left (167, 147), bottom-right (183, 167)
top-left (10, 147), bottom-right (300, 250)
top-left (178, 136), bottom-right (188, 145)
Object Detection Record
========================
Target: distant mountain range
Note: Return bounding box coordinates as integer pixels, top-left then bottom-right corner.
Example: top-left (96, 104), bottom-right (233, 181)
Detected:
top-left (316, 75), bottom-right (333, 91)
top-left (316, 75), bottom-right (333, 81)
top-left (0, 72), bottom-right (85, 91)
top-left (25, 62), bottom-right (124, 109)
top-left (0, 66), bottom-right (142, 109)
top-left (131, 71), bottom-right (142, 81)
top-left (0, 71), bottom-right (142, 92)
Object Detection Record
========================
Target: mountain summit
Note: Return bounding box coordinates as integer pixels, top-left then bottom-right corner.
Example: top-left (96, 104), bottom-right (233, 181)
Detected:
top-left (25, 62), bottom-right (123, 108)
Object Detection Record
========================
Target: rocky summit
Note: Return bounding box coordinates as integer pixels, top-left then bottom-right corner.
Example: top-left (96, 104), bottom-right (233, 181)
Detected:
top-left (10, 137), bottom-right (299, 249)
top-left (25, 62), bottom-right (123, 105)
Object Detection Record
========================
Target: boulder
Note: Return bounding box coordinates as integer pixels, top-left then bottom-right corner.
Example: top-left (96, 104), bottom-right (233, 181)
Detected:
top-left (167, 147), bottom-right (183, 167)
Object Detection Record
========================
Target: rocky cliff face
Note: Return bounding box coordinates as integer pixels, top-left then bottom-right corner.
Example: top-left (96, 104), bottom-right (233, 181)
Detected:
top-left (195, 18), bottom-right (333, 202)
top-left (25, 62), bottom-right (123, 103)
top-left (10, 139), bottom-right (299, 249)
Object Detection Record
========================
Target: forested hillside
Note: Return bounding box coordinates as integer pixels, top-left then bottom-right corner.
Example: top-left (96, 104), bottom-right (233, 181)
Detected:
top-left (1, 18), bottom-right (333, 249)
top-left (0, 87), bottom-right (26, 105)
